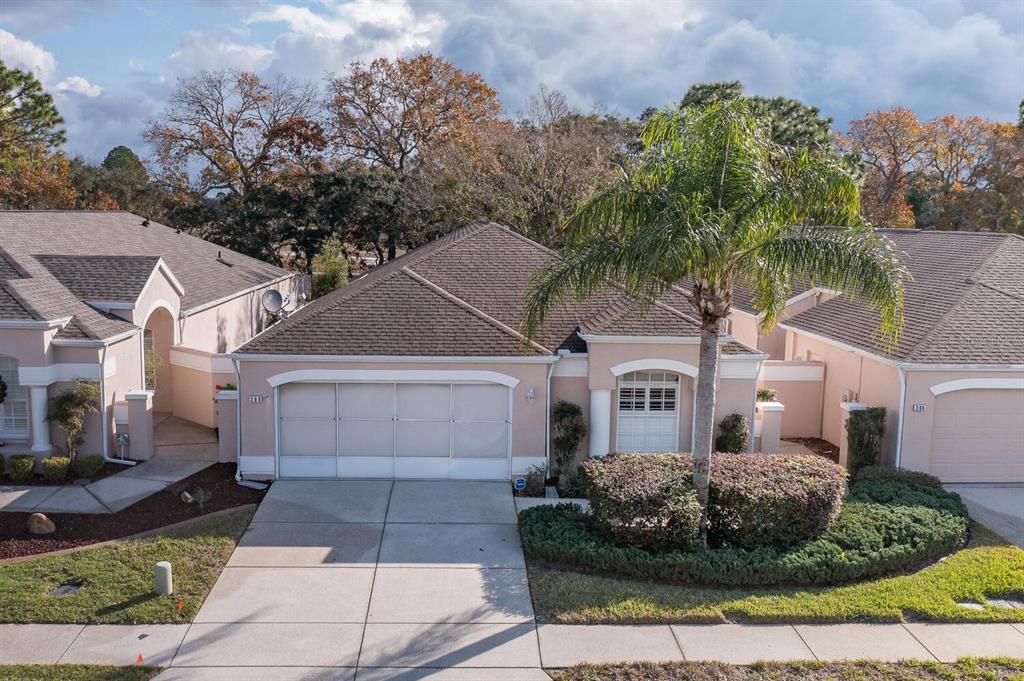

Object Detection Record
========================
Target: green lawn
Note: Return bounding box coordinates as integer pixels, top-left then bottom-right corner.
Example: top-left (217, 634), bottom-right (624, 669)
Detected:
top-left (0, 666), bottom-right (160, 681)
top-left (549, 659), bottom-right (1024, 681)
top-left (0, 510), bottom-right (251, 624)
top-left (530, 523), bottom-right (1024, 624)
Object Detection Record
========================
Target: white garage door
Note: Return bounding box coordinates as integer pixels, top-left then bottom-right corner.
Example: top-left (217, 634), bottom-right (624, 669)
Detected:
top-left (278, 382), bottom-right (511, 479)
top-left (930, 389), bottom-right (1024, 482)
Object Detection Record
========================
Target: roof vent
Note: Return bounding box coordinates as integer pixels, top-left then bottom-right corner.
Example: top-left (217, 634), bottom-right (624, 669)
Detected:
top-left (141, 218), bottom-right (150, 227)
top-left (216, 250), bottom-right (232, 267)
top-left (175, 228), bottom-right (182, 234)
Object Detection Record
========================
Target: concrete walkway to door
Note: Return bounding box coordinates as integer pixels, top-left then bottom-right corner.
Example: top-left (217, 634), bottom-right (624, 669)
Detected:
top-left (162, 479), bottom-right (548, 680)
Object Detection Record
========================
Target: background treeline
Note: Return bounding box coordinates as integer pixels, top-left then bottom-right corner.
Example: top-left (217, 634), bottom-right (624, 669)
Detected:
top-left (1, 55), bottom-right (1021, 282)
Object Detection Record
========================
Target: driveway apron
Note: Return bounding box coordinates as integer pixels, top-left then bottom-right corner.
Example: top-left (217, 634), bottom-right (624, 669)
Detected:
top-left (173, 479), bottom-right (546, 679)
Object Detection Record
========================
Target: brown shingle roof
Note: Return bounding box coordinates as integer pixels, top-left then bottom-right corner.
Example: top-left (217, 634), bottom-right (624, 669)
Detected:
top-left (783, 229), bottom-right (1024, 364)
top-left (0, 211), bottom-right (292, 340)
top-left (239, 221), bottom-right (755, 357)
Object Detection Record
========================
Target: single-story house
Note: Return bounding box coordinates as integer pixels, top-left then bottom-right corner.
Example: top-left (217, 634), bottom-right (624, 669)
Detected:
top-left (228, 221), bottom-right (767, 481)
top-left (731, 229), bottom-right (1024, 483)
top-left (0, 211), bottom-right (304, 465)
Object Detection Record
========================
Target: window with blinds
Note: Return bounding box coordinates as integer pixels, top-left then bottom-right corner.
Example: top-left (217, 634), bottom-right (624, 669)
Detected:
top-left (0, 355), bottom-right (28, 437)
top-left (615, 371), bottom-right (680, 452)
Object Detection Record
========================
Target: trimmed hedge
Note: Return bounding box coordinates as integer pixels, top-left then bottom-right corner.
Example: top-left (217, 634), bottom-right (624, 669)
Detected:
top-left (855, 465), bottom-right (943, 490)
top-left (582, 453), bottom-right (846, 550)
top-left (41, 456), bottom-right (71, 482)
top-left (585, 455), bottom-right (701, 551)
top-left (519, 487), bottom-right (968, 588)
top-left (714, 414), bottom-right (750, 454)
top-left (847, 479), bottom-right (968, 518)
top-left (73, 454), bottom-right (105, 478)
top-left (7, 455), bottom-right (36, 482)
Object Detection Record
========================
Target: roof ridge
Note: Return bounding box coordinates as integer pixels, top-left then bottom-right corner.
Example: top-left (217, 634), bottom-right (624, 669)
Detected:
top-left (400, 267), bottom-right (552, 355)
top-left (235, 224), bottom-right (495, 353)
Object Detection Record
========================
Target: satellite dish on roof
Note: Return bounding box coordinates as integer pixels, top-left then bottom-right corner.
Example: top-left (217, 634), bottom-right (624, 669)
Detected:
top-left (261, 289), bottom-right (284, 314)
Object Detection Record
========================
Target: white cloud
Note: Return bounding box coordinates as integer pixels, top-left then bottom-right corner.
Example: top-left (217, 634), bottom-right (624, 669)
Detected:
top-left (128, 57), bottom-right (145, 71)
top-left (167, 31), bottom-right (274, 75)
top-left (0, 28), bottom-right (57, 82)
top-left (55, 75), bottom-right (103, 97)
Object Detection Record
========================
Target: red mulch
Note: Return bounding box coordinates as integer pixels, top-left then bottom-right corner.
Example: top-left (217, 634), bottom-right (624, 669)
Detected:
top-left (0, 463), bottom-right (266, 560)
top-left (3, 461), bottom-right (125, 487)
top-left (784, 437), bottom-right (840, 463)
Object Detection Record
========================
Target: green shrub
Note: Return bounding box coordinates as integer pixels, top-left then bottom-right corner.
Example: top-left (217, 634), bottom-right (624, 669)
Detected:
top-left (556, 473), bottom-right (587, 499)
top-left (756, 388), bottom-right (777, 402)
top-left (847, 406), bottom-right (886, 477)
top-left (516, 464), bottom-right (547, 497)
top-left (73, 454), bottom-right (105, 478)
top-left (8, 455), bottom-right (36, 482)
top-left (584, 454), bottom-right (701, 551)
top-left (847, 479), bottom-right (968, 518)
top-left (551, 400), bottom-right (587, 478)
top-left (714, 413), bottom-right (750, 453)
top-left (855, 465), bottom-right (942, 489)
top-left (582, 453), bottom-right (846, 551)
top-left (518, 495), bottom-right (967, 587)
top-left (41, 456), bottom-right (70, 482)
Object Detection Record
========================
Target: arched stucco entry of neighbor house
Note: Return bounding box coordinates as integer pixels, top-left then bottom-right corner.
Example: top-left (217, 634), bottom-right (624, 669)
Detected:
top-left (266, 369), bottom-right (522, 480)
top-left (142, 302), bottom-right (176, 414)
top-left (609, 359), bottom-right (699, 453)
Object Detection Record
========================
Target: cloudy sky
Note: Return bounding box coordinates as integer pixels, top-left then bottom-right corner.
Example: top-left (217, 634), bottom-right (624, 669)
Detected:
top-left (1, 0), bottom-right (1021, 162)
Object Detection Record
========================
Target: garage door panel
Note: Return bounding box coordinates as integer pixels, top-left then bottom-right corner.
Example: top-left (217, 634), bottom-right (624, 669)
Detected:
top-left (453, 422), bottom-right (508, 459)
top-left (279, 456), bottom-right (337, 478)
top-left (397, 384), bottom-right (450, 420)
top-left (280, 384), bottom-right (335, 418)
top-left (281, 419), bottom-right (336, 456)
top-left (339, 384), bottom-right (394, 419)
top-left (930, 389), bottom-right (1024, 483)
top-left (396, 421), bottom-right (450, 457)
top-left (339, 420), bottom-right (394, 457)
top-left (453, 385), bottom-right (507, 421)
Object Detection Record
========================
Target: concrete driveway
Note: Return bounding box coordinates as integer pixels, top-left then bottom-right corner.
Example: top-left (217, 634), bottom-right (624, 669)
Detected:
top-left (160, 480), bottom-right (548, 680)
top-left (946, 484), bottom-right (1024, 548)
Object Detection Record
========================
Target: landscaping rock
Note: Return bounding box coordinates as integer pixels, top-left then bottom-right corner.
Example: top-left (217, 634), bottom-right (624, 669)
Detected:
top-left (27, 512), bottom-right (56, 535)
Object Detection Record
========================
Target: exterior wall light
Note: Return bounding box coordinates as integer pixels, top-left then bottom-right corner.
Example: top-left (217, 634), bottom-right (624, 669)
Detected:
top-left (527, 388), bottom-right (536, 405)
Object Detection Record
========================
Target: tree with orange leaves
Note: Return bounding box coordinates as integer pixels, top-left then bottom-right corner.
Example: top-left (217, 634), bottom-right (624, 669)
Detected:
top-left (145, 70), bottom-right (324, 196)
top-left (325, 53), bottom-right (502, 173)
top-left (840, 107), bottom-right (924, 227)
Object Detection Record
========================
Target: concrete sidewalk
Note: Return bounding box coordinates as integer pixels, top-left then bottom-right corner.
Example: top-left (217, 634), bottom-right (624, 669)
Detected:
top-left (1, 621), bottom-right (1022, 674)
top-left (0, 458), bottom-right (212, 514)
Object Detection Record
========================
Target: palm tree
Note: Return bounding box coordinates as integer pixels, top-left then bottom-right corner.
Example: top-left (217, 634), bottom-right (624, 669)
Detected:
top-left (521, 100), bottom-right (907, 545)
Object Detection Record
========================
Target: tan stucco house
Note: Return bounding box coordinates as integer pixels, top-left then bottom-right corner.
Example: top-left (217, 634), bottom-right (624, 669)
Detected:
top-left (0, 211), bottom-right (304, 466)
top-left (732, 229), bottom-right (1024, 483)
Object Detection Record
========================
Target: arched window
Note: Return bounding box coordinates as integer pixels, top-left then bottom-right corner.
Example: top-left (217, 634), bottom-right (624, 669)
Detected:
top-left (0, 355), bottom-right (28, 437)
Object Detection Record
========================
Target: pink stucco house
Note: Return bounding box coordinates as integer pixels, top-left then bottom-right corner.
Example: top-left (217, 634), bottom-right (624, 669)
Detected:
top-left (5, 212), bottom-right (1020, 485)
top-left (0, 211), bottom-right (304, 467)
top-left (733, 229), bottom-right (1024, 483)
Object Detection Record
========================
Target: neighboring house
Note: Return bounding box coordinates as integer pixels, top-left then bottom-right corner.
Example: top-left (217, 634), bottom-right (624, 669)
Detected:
top-left (731, 229), bottom-right (1024, 483)
top-left (228, 221), bottom-right (766, 481)
top-left (0, 211), bottom-right (304, 464)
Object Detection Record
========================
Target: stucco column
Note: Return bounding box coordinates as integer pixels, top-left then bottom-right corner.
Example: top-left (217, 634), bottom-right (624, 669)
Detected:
top-left (588, 388), bottom-right (612, 458)
top-left (125, 389), bottom-right (155, 461)
top-left (756, 401), bottom-right (784, 453)
top-left (216, 389), bottom-right (238, 464)
top-left (838, 401), bottom-right (868, 469)
top-left (29, 385), bottom-right (51, 453)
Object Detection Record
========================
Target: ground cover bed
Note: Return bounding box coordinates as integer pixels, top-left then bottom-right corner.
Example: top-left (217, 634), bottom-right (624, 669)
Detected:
top-left (0, 666), bottom-right (160, 681)
top-left (0, 463), bottom-right (265, 559)
top-left (521, 457), bottom-right (1024, 624)
top-left (0, 509), bottom-right (250, 624)
top-left (0, 460), bottom-right (125, 487)
top-left (548, 659), bottom-right (1024, 681)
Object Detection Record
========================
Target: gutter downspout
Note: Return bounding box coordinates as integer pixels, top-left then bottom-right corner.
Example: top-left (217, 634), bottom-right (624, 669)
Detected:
top-left (545, 358), bottom-right (555, 474)
top-left (100, 344), bottom-right (135, 466)
top-left (895, 367), bottom-right (907, 469)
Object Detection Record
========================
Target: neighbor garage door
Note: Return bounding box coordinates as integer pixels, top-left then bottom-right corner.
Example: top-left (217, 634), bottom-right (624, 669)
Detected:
top-left (277, 382), bottom-right (511, 479)
top-left (930, 389), bottom-right (1024, 482)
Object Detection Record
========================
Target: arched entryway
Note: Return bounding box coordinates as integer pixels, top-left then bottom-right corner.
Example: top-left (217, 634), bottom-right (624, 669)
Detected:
top-left (143, 306), bottom-right (175, 414)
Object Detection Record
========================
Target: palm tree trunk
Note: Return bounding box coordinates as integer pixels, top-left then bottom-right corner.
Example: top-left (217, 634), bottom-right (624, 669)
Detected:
top-left (692, 320), bottom-right (721, 546)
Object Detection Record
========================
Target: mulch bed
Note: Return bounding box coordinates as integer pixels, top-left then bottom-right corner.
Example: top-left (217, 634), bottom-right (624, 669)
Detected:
top-left (783, 437), bottom-right (840, 463)
top-left (0, 463), bottom-right (266, 560)
top-left (1, 461), bottom-right (126, 487)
